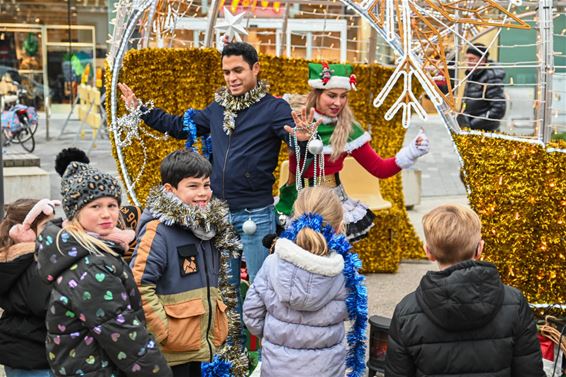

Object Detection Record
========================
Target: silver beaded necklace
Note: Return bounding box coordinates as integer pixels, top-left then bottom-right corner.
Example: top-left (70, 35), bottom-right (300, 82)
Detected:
top-left (291, 124), bottom-right (325, 191)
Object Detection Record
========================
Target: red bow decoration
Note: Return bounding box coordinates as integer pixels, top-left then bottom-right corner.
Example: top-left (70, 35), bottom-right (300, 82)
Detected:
top-left (320, 62), bottom-right (333, 85)
top-left (350, 74), bottom-right (357, 91)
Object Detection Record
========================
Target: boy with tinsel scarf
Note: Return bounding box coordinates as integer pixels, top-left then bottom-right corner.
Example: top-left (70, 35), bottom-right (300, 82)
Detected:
top-left (130, 149), bottom-right (248, 377)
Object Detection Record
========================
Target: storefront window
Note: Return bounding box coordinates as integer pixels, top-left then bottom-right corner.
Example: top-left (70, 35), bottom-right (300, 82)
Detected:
top-left (0, 27), bottom-right (46, 109)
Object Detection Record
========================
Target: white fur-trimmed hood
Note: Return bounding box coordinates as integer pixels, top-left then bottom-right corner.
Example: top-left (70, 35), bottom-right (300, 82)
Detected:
top-left (275, 238), bottom-right (344, 277)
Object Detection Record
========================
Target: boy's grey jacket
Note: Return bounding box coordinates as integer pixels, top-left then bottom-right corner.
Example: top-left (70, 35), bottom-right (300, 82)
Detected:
top-left (243, 238), bottom-right (348, 377)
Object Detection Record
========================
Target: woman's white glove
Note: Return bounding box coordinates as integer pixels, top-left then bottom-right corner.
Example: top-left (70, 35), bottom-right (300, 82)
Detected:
top-left (395, 129), bottom-right (430, 169)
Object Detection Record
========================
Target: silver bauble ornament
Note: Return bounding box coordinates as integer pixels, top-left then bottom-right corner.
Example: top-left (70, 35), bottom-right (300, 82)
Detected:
top-left (278, 214), bottom-right (288, 227)
top-left (308, 139), bottom-right (324, 154)
top-left (242, 219), bottom-right (257, 235)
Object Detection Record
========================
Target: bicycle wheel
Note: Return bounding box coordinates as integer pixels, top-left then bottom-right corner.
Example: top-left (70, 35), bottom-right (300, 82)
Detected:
top-left (11, 118), bottom-right (33, 144)
top-left (17, 127), bottom-right (35, 152)
top-left (28, 115), bottom-right (38, 135)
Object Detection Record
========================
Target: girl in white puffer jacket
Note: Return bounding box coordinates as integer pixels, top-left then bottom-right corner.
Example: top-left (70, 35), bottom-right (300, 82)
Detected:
top-left (244, 186), bottom-right (351, 377)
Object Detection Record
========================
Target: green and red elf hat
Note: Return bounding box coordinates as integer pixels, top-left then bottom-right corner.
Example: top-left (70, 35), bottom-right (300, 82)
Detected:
top-left (308, 62), bottom-right (357, 91)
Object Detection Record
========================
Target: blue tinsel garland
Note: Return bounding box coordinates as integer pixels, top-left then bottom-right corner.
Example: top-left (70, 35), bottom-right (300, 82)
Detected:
top-left (280, 213), bottom-right (368, 377)
top-left (202, 135), bottom-right (213, 160)
top-left (183, 108), bottom-right (198, 150)
top-left (201, 355), bottom-right (232, 377)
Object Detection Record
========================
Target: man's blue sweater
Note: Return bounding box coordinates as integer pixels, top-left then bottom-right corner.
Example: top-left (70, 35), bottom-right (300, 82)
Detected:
top-left (141, 94), bottom-right (294, 211)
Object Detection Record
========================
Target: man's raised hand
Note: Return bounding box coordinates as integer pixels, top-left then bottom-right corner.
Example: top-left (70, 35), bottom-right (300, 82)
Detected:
top-left (118, 83), bottom-right (140, 110)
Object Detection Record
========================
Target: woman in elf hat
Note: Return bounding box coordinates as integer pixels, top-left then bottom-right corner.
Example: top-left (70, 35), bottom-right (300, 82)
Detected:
top-left (277, 62), bottom-right (430, 241)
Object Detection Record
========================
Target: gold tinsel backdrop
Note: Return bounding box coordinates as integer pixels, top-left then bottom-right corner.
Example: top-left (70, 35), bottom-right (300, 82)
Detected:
top-left (454, 134), bottom-right (566, 314)
top-left (106, 48), bottom-right (424, 272)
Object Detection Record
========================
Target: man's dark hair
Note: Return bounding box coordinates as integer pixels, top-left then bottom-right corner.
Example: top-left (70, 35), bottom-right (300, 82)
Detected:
top-left (221, 42), bottom-right (259, 68)
top-left (466, 43), bottom-right (489, 60)
top-left (160, 149), bottom-right (212, 187)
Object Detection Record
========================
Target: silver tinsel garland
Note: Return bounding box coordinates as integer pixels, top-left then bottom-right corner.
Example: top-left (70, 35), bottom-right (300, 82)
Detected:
top-left (215, 81), bottom-right (268, 135)
top-left (114, 100), bottom-right (169, 189)
top-left (145, 187), bottom-right (248, 376)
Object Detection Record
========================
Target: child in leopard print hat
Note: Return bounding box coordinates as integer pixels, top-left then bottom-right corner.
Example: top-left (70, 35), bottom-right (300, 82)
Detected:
top-left (60, 160), bottom-right (122, 219)
top-left (35, 151), bottom-right (172, 377)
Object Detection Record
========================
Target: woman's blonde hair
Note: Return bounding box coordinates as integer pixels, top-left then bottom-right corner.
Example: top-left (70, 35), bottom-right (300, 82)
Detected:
top-left (306, 89), bottom-right (355, 161)
top-left (59, 217), bottom-right (119, 258)
top-left (292, 186), bottom-right (344, 256)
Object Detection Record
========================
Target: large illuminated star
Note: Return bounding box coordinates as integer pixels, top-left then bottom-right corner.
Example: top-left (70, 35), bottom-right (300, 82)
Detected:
top-left (214, 7), bottom-right (249, 42)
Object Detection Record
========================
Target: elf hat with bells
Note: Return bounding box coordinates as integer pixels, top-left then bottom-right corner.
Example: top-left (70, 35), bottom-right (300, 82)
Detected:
top-left (308, 62), bottom-right (357, 91)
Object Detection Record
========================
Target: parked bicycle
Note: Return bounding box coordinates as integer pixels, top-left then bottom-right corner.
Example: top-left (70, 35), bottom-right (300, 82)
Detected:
top-left (1, 83), bottom-right (38, 153)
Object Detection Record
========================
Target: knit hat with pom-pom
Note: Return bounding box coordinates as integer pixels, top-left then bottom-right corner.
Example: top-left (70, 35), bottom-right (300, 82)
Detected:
top-left (55, 148), bottom-right (121, 220)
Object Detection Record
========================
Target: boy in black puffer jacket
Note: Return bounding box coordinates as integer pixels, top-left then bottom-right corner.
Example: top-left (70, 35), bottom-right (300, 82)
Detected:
top-left (385, 204), bottom-right (544, 377)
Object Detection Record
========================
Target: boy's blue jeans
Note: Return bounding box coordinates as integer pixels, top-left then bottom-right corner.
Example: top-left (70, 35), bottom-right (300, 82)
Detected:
top-left (228, 204), bottom-right (276, 303)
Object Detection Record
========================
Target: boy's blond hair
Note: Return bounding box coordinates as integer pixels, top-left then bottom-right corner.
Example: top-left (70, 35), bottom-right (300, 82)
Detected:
top-left (293, 186), bottom-right (344, 256)
top-left (422, 204), bottom-right (482, 265)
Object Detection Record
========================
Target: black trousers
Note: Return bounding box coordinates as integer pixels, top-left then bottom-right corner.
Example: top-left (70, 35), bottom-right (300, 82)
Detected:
top-left (171, 362), bottom-right (201, 377)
